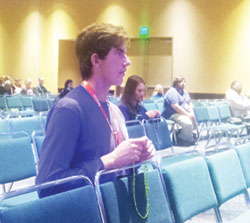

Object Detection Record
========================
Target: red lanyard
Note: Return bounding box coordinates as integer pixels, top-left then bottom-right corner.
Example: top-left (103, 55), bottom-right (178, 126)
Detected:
top-left (81, 81), bottom-right (122, 146)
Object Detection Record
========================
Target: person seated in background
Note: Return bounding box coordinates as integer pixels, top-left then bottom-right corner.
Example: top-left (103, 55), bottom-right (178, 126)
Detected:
top-left (119, 75), bottom-right (161, 121)
top-left (3, 80), bottom-right (14, 95)
top-left (34, 77), bottom-right (49, 95)
top-left (162, 76), bottom-right (196, 146)
top-left (21, 78), bottom-right (35, 95)
top-left (13, 78), bottom-right (22, 94)
top-left (151, 84), bottom-right (164, 101)
top-left (226, 80), bottom-right (250, 117)
top-left (0, 78), bottom-right (5, 95)
top-left (58, 79), bottom-right (74, 99)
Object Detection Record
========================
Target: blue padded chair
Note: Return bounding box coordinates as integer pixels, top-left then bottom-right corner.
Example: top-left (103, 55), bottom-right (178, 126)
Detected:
top-left (96, 162), bottom-right (174, 223)
top-left (0, 96), bottom-right (7, 110)
top-left (9, 116), bottom-right (43, 139)
top-left (0, 119), bottom-right (10, 134)
top-left (0, 96), bottom-right (7, 118)
top-left (20, 96), bottom-right (34, 111)
top-left (234, 143), bottom-right (250, 189)
top-left (32, 97), bottom-right (50, 114)
top-left (143, 117), bottom-right (173, 152)
top-left (206, 150), bottom-right (250, 222)
top-left (142, 100), bottom-right (158, 111)
top-left (40, 114), bottom-right (47, 130)
top-left (31, 131), bottom-right (45, 161)
top-left (207, 105), bottom-right (245, 134)
top-left (155, 99), bottom-right (164, 113)
top-left (126, 120), bottom-right (146, 139)
top-left (194, 105), bottom-right (245, 154)
top-left (0, 136), bottom-right (37, 194)
top-left (6, 96), bottom-right (33, 117)
top-left (108, 96), bottom-right (120, 105)
top-left (0, 175), bottom-right (103, 223)
top-left (0, 119), bottom-right (12, 140)
top-left (193, 105), bottom-right (209, 127)
top-left (162, 156), bottom-right (221, 223)
top-left (5, 96), bottom-right (23, 111)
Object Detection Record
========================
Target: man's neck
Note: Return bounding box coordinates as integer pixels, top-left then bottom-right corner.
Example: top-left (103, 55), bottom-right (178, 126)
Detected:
top-left (86, 78), bottom-right (110, 102)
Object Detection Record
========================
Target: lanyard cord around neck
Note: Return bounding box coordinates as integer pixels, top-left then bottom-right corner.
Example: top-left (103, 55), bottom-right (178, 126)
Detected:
top-left (81, 81), bottom-right (122, 147)
top-left (82, 81), bottom-right (150, 220)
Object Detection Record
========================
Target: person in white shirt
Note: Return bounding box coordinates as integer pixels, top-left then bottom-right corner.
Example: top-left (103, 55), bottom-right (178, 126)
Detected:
top-left (226, 81), bottom-right (250, 117)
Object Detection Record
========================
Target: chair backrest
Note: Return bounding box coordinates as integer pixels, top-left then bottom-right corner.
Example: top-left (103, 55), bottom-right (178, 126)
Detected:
top-left (0, 119), bottom-right (10, 134)
top-left (0, 96), bottom-right (7, 110)
top-left (126, 120), bottom-right (146, 138)
top-left (32, 97), bottom-right (49, 112)
top-left (100, 169), bottom-right (174, 223)
top-left (143, 118), bottom-right (172, 151)
top-left (6, 96), bottom-right (23, 110)
top-left (193, 106), bottom-right (209, 124)
top-left (0, 136), bottom-right (36, 185)
top-left (0, 177), bottom-right (102, 223)
top-left (40, 115), bottom-right (47, 130)
top-left (142, 100), bottom-right (158, 111)
top-left (206, 149), bottom-right (247, 206)
top-left (155, 100), bottom-right (164, 113)
top-left (32, 131), bottom-right (45, 159)
top-left (108, 96), bottom-right (120, 105)
top-left (162, 157), bottom-right (219, 223)
top-left (217, 103), bottom-right (232, 122)
top-left (0, 119), bottom-right (11, 140)
top-left (21, 96), bottom-right (33, 110)
top-left (206, 105), bottom-right (221, 123)
top-left (9, 116), bottom-right (43, 137)
top-left (235, 143), bottom-right (250, 188)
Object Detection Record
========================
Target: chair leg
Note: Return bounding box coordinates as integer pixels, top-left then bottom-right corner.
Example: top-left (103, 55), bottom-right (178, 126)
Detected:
top-left (214, 207), bottom-right (223, 223)
top-left (2, 184), bottom-right (6, 193)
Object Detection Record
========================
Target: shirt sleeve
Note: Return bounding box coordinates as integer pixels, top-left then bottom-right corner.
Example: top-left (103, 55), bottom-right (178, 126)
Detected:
top-left (166, 88), bottom-right (179, 105)
top-left (36, 106), bottom-right (104, 197)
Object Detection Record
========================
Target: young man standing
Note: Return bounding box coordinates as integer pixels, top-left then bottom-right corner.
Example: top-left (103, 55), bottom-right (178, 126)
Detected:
top-left (36, 23), bottom-right (155, 197)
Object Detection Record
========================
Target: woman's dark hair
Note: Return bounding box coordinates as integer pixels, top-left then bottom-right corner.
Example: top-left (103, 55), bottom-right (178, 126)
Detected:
top-left (121, 75), bottom-right (145, 114)
top-left (64, 79), bottom-right (73, 89)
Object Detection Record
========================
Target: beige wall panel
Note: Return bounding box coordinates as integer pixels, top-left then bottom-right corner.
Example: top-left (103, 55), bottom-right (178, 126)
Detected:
top-left (1, 0), bottom-right (250, 95)
top-left (58, 40), bottom-right (81, 91)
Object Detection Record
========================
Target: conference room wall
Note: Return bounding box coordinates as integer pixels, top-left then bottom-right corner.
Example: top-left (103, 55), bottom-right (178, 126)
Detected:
top-left (0, 0), bottom-right (249, 95)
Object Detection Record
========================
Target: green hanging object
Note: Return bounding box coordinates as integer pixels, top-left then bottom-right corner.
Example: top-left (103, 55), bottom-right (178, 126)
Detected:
top-left (132, 165), bottom-right (150, 220)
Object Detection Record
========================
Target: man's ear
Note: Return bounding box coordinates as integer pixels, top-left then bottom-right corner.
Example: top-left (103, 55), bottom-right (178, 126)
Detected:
top-left (90, 53), bottom-right (101, 68)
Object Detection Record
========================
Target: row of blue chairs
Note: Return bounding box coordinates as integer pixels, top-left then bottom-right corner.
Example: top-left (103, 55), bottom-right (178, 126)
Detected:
top-left (161, 144), bottom-right (250, 222)
top-left (1, 136), bottom-right (250, 222)
top-left (0, 134), bottom-right (172, 222)
top-left (0, 95), bottom-right (56, 118)
top-left (193, 102), bottom-right (249, 154)
top-left (126, 118), bottom-right (173, 152)
top-left (108, 96), bottom-right (165, 113)
top-left (0, 116), bottom-right (46, 141)
top-left (31, 117), bottom-right (175, 165)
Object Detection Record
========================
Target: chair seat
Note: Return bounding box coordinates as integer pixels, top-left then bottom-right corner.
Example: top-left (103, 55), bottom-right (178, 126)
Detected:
top-left (1, 192), bottom-right (38, 208)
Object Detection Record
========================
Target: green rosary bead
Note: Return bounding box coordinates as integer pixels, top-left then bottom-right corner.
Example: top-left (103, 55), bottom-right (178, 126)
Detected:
top-left (132, 165), bottom-right (149, 220)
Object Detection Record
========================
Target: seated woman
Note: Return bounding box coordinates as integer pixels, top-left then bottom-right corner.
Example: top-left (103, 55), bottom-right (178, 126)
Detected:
top-left (119, 75), bottom-right (160, 121)
top-left (151, 84), bottom-right (164, 101)
top-left (58, 79), bottom-right (73, 99)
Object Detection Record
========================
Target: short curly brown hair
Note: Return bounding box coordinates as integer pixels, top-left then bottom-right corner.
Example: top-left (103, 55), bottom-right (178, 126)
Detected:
top-left (75, 23), bottom-right (129, 80)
